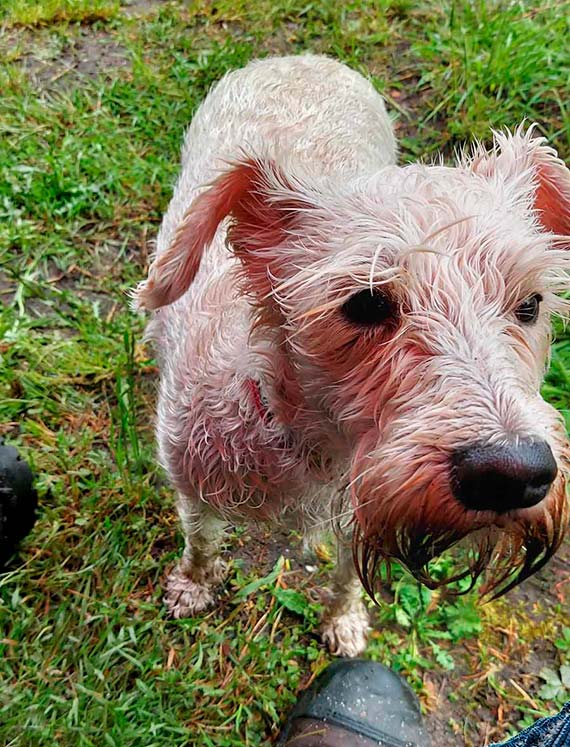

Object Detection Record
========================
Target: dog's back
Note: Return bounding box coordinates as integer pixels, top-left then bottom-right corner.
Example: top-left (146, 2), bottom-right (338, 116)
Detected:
top-left (146, 56), bottom-right (396, 510)
top-left (156, 55), bottom-right (396, 270)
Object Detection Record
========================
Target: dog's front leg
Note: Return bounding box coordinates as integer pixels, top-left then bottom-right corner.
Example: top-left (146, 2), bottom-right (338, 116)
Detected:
top-left (164, 494), bottom-right (227, 619)
top-left (321, 539), bottom-right (370, 657)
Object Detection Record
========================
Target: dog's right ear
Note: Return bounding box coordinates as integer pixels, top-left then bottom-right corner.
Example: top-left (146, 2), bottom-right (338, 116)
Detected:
top-left (469, 126), bottom-right (570, 246)
top-left (134, 158), bottom-right (305, 310)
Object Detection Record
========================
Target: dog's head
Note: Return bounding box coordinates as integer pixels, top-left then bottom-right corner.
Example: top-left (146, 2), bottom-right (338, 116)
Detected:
top-left (137, 127), bottom-right (570, 598)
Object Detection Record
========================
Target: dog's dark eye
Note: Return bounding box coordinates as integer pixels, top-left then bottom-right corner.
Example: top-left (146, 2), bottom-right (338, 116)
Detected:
top-left (515, 294), bottom-right (542, 325)
top-left (341, 289), bottom-right (395, 326)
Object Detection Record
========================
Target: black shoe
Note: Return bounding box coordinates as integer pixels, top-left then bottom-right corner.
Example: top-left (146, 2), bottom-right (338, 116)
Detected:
top-left (277, 659), bottom-right (431, 747)
top-left (0, 441), bottom-right (38, 569)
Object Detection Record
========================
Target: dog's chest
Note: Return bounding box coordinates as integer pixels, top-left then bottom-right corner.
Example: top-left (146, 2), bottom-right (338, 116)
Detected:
top-left (156, 292), bottom-right (332, 512)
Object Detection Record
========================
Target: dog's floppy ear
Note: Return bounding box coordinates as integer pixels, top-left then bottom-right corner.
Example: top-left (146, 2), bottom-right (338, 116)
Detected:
top-left (470, 126), bottom-right (570, 245)
top-left (134, 157), bottom-right (307, 310)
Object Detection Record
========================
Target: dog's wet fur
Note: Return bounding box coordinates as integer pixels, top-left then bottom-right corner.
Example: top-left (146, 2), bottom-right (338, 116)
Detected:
top-left (135, 56), bottom-right (570, 656)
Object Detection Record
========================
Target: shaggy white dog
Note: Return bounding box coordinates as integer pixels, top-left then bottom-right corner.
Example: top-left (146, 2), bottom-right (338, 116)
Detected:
top-left (136, 55), bottom-right (570, 656)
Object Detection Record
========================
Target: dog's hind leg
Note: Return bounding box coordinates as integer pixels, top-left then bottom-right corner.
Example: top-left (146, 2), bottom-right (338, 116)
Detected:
top-left (321, 539), bottom-right (370, 657)
top-left (165, 494), bottom-right (227, 619)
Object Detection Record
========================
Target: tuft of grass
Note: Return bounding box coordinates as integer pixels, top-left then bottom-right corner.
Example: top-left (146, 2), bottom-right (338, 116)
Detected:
top-left (409, 1), bottom-right (570, 155)
top-left (1, 2), bottom-right (569, 746)
top-left (1, 0), bottom-right (120, 27)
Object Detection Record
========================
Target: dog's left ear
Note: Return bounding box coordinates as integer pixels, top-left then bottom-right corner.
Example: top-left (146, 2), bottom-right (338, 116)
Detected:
top-left (470, 127), bottom-right (570, 245)
top-left (134, 157), bottom-right (311, 310)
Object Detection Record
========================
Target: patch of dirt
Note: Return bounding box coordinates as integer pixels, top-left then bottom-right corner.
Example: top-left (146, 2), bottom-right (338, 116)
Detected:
top-left (258, 23), bottom-right (303, 56)
top-left (15, 28), bottom-right (129, 91)
top-left (121, 0), bottom-right (176, 17)
top-left (0, 271), bottom-right (13, 297)
top-left (231, 525), bottom-right (309, 575)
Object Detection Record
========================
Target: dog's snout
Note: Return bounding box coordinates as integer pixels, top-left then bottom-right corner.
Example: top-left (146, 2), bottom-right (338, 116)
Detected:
top-left (452, 439), bottom-right (558, 513)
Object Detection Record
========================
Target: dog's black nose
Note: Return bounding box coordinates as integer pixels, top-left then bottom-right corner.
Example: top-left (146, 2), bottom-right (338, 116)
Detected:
top-left (452, 439), bottom-right (557, 513)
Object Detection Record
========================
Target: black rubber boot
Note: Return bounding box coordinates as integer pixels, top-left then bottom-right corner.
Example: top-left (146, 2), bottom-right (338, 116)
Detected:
top-left (277, 659), bottom-right (431, 747)
top-left (0, 442), bottom-right (38, 569)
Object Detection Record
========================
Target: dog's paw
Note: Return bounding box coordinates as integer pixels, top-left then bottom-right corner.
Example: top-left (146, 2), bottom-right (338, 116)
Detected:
top-left (164, 566), bottom-right (217, 619)
top-left (321, 602), bottom-right (370, 657)
top-left (209, 557), bottom-right (228, 586)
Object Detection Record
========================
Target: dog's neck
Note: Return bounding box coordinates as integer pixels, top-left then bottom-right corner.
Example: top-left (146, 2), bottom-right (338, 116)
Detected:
top-left (252, 325), bottom-right (349, 467)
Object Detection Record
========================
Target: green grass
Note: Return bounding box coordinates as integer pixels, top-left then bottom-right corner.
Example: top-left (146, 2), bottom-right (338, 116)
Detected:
top-left (0, 0), bottom-right (119, 26)
top-left (1, 1), bottom-right (570, 745)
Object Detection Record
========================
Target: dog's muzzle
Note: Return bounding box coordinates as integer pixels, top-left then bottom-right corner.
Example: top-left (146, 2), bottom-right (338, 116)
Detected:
top-left (452, 438), bottom-right (558, 513)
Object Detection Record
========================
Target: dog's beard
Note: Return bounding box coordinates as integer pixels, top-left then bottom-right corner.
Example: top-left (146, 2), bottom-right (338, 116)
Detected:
top-left (350, 450), bottom-right (569, 600)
